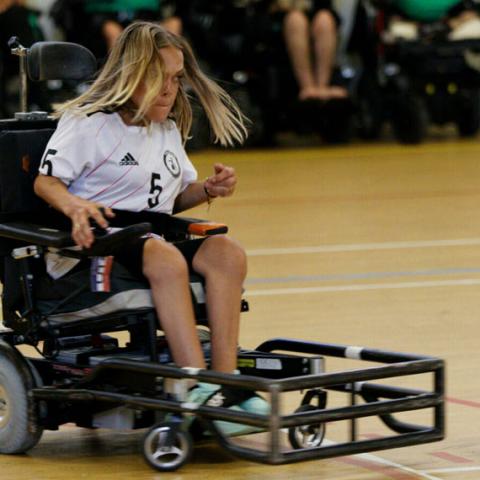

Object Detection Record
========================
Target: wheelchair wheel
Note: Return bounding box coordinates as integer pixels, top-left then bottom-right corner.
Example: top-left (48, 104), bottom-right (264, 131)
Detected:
top-left (0, 351), bottom-right (43, 454)
top-left (456, 90), bottom-right (480, 137)
top-left (142, 422), bottom-right (193, 472)
top-left (391, 94), bottom-right (428, 144)
top-left (288, 404), bottom-right (325, 450)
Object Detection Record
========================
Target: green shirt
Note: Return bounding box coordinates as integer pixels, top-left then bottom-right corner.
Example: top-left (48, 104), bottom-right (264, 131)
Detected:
top-left (85, 0), bottom-right (159, 13)
top-left (393, 0), bottom-right (462, 22)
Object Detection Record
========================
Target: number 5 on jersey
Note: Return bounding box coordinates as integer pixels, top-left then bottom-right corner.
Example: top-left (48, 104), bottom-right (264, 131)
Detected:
top-left (148, 172), bottom-right (163, 208)
top-left (40, 148), bottom-right (57, 176)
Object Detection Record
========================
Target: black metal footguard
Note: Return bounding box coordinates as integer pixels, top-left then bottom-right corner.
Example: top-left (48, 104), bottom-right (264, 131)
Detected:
top-left (31, 338), bottom-right (445, 465)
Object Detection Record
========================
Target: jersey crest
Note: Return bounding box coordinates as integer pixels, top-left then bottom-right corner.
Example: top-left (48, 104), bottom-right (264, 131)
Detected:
top-left (163, 150), bottom-right (181, 178)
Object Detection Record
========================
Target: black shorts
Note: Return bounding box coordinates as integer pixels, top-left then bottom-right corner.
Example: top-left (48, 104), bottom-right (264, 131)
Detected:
top-left (112, 237), bottom-right (206, 279)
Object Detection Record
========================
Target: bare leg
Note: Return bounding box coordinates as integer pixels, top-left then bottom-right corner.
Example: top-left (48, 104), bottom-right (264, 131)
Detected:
top-left (311, 10), bottom-right (347, 99)
top-left (192, 236), bottom-right (247, 373)
top-left (143, 238), bottom-right (206, 368)
top-left (283, 10), bottom-right (317, 100)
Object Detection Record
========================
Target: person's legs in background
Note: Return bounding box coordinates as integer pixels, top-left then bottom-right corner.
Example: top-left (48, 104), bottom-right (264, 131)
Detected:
top-left (311, 9), bottom-right (348, 98)
top-left (283, 7), bottom-right (347, 100)
top-left (283, 9), bottom-right (318, 100)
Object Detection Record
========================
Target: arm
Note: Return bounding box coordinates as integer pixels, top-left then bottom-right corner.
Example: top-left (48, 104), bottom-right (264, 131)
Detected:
top-left (173, 180), bottom-right (210, 213)
top-left (174, 163), bottom-right (237, 213)
top-left (34, 174), bottom-right (114, 248)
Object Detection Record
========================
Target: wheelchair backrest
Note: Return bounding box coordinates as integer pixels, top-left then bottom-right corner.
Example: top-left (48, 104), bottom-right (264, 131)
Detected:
top-left (0, 120), bottom-right (56, 218)
top-left (0, 41), bottom-right (97, 323)
top-left (0, 121), bottom-right (56, 322)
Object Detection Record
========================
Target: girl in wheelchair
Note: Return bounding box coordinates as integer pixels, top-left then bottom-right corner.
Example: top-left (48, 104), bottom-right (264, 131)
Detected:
top-left (33, 20), bottom-right (269, 435)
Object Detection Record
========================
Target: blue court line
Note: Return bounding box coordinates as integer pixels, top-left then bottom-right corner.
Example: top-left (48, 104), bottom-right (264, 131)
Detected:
top-left (246, 266), bottom-right (480, 285)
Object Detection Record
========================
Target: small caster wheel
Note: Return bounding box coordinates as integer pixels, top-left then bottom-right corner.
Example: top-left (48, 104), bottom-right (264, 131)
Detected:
top-left (288, 404), bottom-right (325, 450)
top-left (142, 422), bottom-right (193, 472)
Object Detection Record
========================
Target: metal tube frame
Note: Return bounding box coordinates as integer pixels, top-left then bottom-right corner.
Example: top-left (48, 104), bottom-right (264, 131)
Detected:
top-left (31, 337), bottom-right (445, 465)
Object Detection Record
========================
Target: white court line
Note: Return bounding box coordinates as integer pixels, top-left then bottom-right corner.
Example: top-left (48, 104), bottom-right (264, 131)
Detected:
top-left (354, 451), bottom-right (443, 480)
top-left (320, 439), bottom-right (443, 480)
top-left (247, 278), bottom-right (480, 296)
top-left (247, 238), bottom-right (480, 256)
top-left (423, 466), bottom-right (480, 474)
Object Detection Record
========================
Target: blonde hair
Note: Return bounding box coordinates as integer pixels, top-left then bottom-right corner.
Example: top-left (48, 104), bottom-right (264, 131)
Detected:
top-left (55, 21), bottom-right (248, 146)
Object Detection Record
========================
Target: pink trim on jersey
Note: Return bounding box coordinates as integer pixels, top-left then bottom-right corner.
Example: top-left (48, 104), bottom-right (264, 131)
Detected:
top-left (85, 138), bottom-right (122, 179)
top-left (107, 178), bottom-right (150, 208)
top-left (88, 165), bottom-right (136, 201)
top-left (95, 118), bottom-right (108, 138)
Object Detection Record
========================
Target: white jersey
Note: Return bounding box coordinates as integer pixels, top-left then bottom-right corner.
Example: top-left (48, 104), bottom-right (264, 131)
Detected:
top-left (39, 111), bottom-right (197, 213)
top-left (40, 111), bottom-right (197, 279)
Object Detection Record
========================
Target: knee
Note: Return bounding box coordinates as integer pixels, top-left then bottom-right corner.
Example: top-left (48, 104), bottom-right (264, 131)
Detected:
top-left (312, 10), bottom-right (337, 36)
top-left (284, 9), bottom-right (309, 31)
top-left (193, 236), bottom-right (247, 281)
top-left (142, 239), bottom-right (189, 284)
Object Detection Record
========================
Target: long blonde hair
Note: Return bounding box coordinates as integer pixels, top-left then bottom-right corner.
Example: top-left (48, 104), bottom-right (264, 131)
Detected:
top-left (55, 21), bottom-right (248, 146)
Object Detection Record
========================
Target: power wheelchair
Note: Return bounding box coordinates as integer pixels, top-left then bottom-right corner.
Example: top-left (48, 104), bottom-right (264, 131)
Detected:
top-left (0, 38), bottom-right (445, 472)
top-left (357, 1), bottom-right (480, 143)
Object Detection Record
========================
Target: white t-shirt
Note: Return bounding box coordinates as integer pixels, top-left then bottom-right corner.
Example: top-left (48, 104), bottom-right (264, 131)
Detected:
top-left (40, 111), bottom-right (197, 212)
top-left (40, 111), bottom-right (198, 278)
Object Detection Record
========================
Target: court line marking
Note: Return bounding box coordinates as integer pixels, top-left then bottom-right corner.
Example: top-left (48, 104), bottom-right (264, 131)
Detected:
top-left (430, 451), bottom-right (474, 464)
top-left (423, 466), bottom-right (480, 474)
top-left (321, 439), bottom-right (443, 480)
top-left (246, 266), bottom-right (480, 285)
top-left (247, 278), bottom-right (480, 296)
top-left (247, 238), bottom-right (480, 256)
top-left (446, 396), bottom-right (480, 409)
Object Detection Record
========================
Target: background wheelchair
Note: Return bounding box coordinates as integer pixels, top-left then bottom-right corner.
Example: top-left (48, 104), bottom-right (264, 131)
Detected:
top-left (357, 2), bottom-right (480, 143)
top-left (0, 38), bottom-right (445, 472)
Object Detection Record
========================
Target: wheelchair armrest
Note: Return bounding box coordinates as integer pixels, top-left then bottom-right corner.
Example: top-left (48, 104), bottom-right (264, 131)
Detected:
top-left (82, 222), bottom-right (151, 256)
top-left (0, 210), bottom-right (225, 252)
top-left (166, 216), bottom-right (228, 236)
top-left (109, 210), bottom-right (228, 236)
top-left (0, 221), bottom-right (152, 254)
top-left (0, 221), bottom-right (73, 247)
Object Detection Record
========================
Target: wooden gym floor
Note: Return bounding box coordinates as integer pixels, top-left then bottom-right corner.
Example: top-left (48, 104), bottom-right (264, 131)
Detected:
top-left (1, 133), bottom-right (480, 479)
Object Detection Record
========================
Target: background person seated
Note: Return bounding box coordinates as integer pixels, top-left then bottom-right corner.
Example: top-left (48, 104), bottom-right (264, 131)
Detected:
top-left (267, 0), bottom-right (348, 100)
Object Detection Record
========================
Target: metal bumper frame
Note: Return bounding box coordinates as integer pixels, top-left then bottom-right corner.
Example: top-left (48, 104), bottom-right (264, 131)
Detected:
top-left (32, 337), bottom-right (445, 465)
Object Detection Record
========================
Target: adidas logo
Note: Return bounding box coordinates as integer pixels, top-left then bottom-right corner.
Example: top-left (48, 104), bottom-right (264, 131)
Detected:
top-left (119, 152), bottom-right (138, 166)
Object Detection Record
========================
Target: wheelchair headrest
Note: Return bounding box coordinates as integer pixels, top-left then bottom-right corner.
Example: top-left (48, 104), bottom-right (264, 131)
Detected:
top-left (27, 41), bottom-right (97, 82)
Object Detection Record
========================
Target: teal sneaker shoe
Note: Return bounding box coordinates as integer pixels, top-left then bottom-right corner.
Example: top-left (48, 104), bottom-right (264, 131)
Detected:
top-left (185, 382), bottom-right (220, 405)
top-left (238, 393), bottom-right (271, 416)
top-left (200, 387), bottom-right (270, 437)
